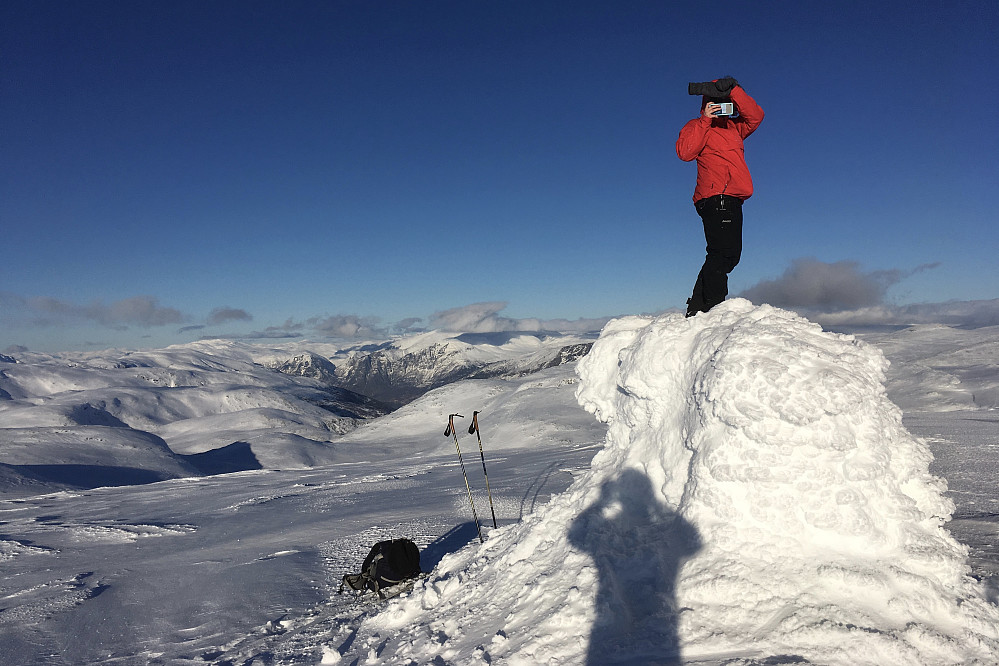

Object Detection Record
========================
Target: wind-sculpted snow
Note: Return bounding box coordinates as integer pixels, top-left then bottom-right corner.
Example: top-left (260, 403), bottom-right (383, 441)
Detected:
top-left (348, 300), bottom-right (999, 665)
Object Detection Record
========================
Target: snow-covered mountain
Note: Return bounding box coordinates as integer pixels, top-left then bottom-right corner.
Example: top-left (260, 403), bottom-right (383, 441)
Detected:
top-left (857, 323), bottom-right (999, 411)
top-left (268, 351), bottom-right (339, 384)
top-left (0, 332), bottom-right (594, 497)
top-left (321, 330), bottom-right (595, 407)
top-left (0, 341), bottom-right (392, 496)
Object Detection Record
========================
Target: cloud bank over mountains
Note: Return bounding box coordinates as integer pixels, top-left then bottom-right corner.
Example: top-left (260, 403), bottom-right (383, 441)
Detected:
top-left (736, 258), bottom-right (999, 328)
top-left (1, 293), bottom-right (185, 329)
top-left (215, 314), bottom-right (387, 342)
top-left (428, 301), bottom-right (613, 335)
top-left (738, 258), bottom-right (938, 310)
top-left (4, 257), bottom-right (998, 353)
top-left (207, 307), bottom-right (253, 326)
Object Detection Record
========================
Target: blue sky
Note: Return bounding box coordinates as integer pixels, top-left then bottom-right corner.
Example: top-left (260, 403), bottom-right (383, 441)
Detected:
top-left (2, 0), bottom-right (997, 351)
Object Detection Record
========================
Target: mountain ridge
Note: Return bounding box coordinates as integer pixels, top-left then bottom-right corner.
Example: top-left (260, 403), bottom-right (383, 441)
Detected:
top-left (0, 331), bottom-right (596, 496)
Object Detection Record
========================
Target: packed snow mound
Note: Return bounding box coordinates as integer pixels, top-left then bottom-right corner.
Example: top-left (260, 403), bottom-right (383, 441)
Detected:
top-left (351, 300), bottom-right (999, 666)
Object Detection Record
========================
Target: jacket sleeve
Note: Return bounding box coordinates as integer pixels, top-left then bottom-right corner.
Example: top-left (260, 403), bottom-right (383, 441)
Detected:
top-left (731, 86), bottom-right (764, 139)
top-left (675, 115), bottom-right (712, 162)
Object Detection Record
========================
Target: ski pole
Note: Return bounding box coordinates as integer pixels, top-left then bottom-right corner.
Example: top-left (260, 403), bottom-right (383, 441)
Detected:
top-left (445, 413), bottom-right (483, 543)
top-left (468, 411), bottom-right (498, 528)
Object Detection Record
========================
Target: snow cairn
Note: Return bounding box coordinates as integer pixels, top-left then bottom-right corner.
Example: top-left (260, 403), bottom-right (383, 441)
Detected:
top-left (358, 300), bottom-right (999, 665)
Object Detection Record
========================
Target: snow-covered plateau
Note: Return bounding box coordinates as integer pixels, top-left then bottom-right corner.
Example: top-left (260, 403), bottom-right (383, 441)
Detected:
top-left (1, 300), bottom-right (997, 665)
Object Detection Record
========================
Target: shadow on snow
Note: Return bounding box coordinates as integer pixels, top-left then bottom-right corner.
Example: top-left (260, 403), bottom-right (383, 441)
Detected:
top-left (568, 469), bottom-right (702, 666)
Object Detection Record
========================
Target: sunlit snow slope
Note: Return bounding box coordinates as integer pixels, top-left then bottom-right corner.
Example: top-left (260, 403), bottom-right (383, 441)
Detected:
top-left (349, 300), bottom-right (999, 666)
top-left (0, 341), bottom-right (388, 494)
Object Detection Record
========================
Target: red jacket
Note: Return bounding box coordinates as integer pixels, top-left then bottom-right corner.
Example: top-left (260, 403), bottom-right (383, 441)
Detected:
top-left (676, 86), bottom-right (764, 202)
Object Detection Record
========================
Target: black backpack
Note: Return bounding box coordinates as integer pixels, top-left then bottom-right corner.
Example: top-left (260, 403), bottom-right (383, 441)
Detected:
top-left (339, 538), bottom-right (422, 599)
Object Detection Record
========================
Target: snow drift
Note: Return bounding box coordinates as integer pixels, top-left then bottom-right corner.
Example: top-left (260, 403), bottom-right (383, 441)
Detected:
top-left (353, 300), bottom-right (999, 665)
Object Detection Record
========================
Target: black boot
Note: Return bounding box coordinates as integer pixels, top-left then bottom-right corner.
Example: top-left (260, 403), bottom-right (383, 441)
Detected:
top-left (685, 298), bottom-right (698, 318)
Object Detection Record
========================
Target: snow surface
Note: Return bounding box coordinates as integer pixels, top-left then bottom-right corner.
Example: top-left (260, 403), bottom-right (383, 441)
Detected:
top-left (1, 300), bottom-right (998, 664)
top-left (0, 341), bottom-right (389, 492)
top-left (343, 301), bottom-right (999, 665)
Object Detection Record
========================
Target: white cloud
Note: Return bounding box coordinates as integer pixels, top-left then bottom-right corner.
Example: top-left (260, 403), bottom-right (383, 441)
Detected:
top-left (737, 258), bottom-right (999, 328)
top-left (207, 307), bottom-right (253, 326)
top-left (214, 315), bottom-right (387, 341)
top-left (429, 302), bottom-right (525, 333)
top-left (428, 302), bottom-right (611, 334)
top-left (307, 314), bottom-right (383, 339)
top-left (738, 258), bottom-right (939, 310)
top-left (810, 299), bottom-right (999, 329)
top-left (24, 295), bottom-right (185, 328)
top-left (395, 317), bottom-right (425, 333)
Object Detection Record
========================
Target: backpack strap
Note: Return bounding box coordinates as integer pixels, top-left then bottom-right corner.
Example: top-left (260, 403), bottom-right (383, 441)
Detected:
top-left (338, 572), bottom-right (366, 594)
top-left (366, 552), bottom-right (384, 597)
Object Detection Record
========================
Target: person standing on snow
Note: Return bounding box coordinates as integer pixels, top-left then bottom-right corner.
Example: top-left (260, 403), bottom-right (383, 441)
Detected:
top-left (676, 77), bottom-right (764, 317)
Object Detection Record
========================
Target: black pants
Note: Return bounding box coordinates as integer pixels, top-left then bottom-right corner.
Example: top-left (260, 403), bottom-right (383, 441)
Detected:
top-left (687, 195), bottom-right (743, 316)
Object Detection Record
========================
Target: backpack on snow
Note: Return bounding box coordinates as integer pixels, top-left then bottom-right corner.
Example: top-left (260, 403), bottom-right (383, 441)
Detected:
top-left (338, 538), bottom-right (422, 599)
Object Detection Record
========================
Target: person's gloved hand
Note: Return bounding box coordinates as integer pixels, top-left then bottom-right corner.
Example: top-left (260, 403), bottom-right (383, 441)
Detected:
top-left (714, 77), bottom-right (738, 93)
top-left (688, 77), bottom-right (739, 97)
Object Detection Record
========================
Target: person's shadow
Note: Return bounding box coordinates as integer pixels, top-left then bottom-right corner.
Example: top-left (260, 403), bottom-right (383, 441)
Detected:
top-left (568, 469), bottom-right (702, 665)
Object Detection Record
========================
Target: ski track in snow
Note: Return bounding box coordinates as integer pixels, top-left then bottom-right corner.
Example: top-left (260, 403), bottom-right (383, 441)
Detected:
top-left (0, 305), bottom-right (998, 664)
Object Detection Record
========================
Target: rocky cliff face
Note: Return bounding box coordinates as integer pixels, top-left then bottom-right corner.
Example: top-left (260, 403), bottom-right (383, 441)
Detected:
top-left (331, 341), bottom-right (594, 407)
top-left (329, 342), bottom-right (481, 407)
top-left (270, 352), bottom-right (339, 384)
top-left (265, 352), bottom-right (390, 418)
top-left (470, 342), bottom-right (594, 379)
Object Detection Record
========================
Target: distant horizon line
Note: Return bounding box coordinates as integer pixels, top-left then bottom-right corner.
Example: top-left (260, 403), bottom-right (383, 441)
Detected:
top-left (6, 296), bottom-right (999, 357)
